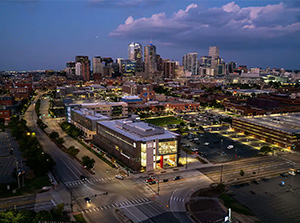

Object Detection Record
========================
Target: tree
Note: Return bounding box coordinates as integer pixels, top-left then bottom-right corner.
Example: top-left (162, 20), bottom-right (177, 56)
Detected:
top-left (82, 156), bottom-right (95, 169)
top-left (67, 146), bottom-right (79, 157)
top-left (260, 146), bottom-right (272, 155)
top-left (49, 131), bottom-right (59, 139)
top-left (33, 210), bottom-right (53, 223)
top-left (240, 170), bottom-right (245, 177)
top-left (56, 137), bottom-right (65, 145)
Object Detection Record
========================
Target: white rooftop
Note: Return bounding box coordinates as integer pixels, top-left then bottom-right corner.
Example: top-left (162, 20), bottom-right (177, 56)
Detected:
top-left (98, 119), bottom-right (179, 142)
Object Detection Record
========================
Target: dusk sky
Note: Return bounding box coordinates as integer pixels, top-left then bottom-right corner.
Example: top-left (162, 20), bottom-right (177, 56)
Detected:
top-left (0, 0), bottom-right (299, 71)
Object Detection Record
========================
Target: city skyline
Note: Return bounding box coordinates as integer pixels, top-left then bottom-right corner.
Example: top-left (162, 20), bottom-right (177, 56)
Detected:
top-left (0, 0), bottom-right (300, 71)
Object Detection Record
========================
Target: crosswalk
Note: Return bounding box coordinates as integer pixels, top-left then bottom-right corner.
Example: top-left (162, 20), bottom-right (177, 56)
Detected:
top-left (64, 177), bottom-right (115, 187)
top-left (81, 197), bottom-right (151, 214)
top-left (170, 196), bottom-right (185, 202)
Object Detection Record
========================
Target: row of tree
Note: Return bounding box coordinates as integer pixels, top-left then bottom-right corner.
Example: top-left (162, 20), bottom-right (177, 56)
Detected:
top-left (60, 122), bottom-right (82, 138)
top-left (9, 116), bottom-right (55, 177)
top-left (0, 204), bottom-right (68, 223)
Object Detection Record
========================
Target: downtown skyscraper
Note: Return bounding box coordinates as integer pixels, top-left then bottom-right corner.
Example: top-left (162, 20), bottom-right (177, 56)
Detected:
top-left (75, 56), bottom-right (90, 81)
top-left (128, 42), bottom-right (143, 72)
top-left (144, 43), bottom-right (157, 74)
top-left (183, 52), bottom-right (198, 75)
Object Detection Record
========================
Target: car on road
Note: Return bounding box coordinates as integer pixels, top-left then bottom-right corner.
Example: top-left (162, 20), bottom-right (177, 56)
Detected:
top-left (191, 147), bottom-right (198, 152)
top-left (84, 197), bottom-right (92, 203)
top-left (252, 180), bottom-right (260, 184)
top-left (80, 175), bottom-right (87, 181)
top-left (280, 173), bottom-right (288, 178)
top-left (146, 177), bottom-right (155, 183)
top-left (173, 176), bottom-right (181, 181)
top-left (115, 174), bottom-right (124, 180)
top-left (296, 169), bottom-right (300, 174)
top-left (227, 145), bottom-right (234, 150)
top-left (163, 179), bottom-right (169, 182)
top-left (288, 171), bottom-right (296, 176)
top-left (204, 142), bottom-right (210, 146)
top-left (149, 180), bottom-right (156, 185)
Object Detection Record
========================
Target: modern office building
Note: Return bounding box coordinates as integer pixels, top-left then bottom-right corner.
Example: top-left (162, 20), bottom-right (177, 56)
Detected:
top-left (208, 46), bottom-right (219, 59)
top-left (144, 43), bottom-right (157, 73)
top-left (232, 113), bottom-right (300, 150)
top-left (65, 101), bottom-right (128, 122)
top-left (71, 108), bottom-right (109, 140)
top-left (163, 60), bottom-right (176, 79)
top-left (93, 56), bottom-right (103, 76)
top-left (183, 52), bottom-right (198, 75)
top-left (121, 60), bottom-right (136, 78)
top-left (128, 42), bottom-right (143, 72)
top-left (75, 56), bottom-right (90, 81)
top-left (93, 119), bottom-right (180, 171)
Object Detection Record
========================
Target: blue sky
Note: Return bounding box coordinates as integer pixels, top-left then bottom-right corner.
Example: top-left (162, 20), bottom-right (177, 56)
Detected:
top-left (0, 0), bottom-right (299, 71)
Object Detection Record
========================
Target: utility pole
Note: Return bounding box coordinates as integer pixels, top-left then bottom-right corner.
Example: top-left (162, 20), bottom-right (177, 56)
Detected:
top-left (21, 161), bottom-right (25, 187)
top-left (15, 159), bottom-right (20, 189)
top-left (220, 139), bottom-right (223, 156)
top-left (220, 165), bottom-right (223, 183)
top-left (157, 175), bottom-right (160, 195)
top-left (185, 151), bottom-right (187, 169)
top-left (70, 190), bottom-right (73, 213)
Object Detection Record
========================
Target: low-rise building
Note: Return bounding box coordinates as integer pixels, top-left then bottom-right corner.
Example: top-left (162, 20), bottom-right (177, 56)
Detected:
top-left (71, 108), bottom-right (109, 140)
top-left (232, 113), bottom-right (300, 150)
top-left (93, 119), bottom-right (180, 172)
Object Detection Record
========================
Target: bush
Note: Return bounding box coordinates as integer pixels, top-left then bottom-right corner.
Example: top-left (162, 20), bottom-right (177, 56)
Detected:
top-left (49, 131), bottom-right (59, 139)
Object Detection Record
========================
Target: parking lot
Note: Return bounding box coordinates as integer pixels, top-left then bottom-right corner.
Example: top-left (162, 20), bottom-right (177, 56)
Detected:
top-left (231, 173), bottom-right (300, 223)
top-left (182, 131), bottom-right (259, 163)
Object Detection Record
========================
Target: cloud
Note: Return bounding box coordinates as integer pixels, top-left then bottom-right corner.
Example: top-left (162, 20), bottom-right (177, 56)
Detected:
top-left (89, 0), bottom-right (164, 7)
top-left (109, 2), bottom-right (300, 51)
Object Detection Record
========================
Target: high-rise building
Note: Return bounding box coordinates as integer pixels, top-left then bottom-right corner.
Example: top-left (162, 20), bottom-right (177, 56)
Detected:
top-left (65, 61), bottom-right (76, 76)
top-left (116, 58), bottom-right (124, 73)
top-left (208, 46), bottom-right (219, 59)
top-left (75, 62), bottom-right (81, 77)
top-left (183, 52), bottom-right (198, 75)
top-left (163, 60), bottom-right (176, 79)
top-left (121, 60), bottom-right (136, 78)
top-left (228, 61), bottom-right (237, 73)
top-left (128, 42), bottom-right (143, 72)
top-left (75, 56), bottom-right (90, 81)
top-left (93, 56), bottom-right (103, 75)
top-left (144, 43), bottom-right (157, 73)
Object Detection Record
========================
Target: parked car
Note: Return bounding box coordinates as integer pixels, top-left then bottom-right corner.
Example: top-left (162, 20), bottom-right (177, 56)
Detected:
top-left (115, 174), bottom-right (124, 180)
top-left (288, 171), bottom-right (296, 176)
top-left (163, 179), bottom-right (169, 182)
top-left (296, 169), bottom-right (300, 174)
top-left (204, 142), bottom-right (210, 146)
top-left (173, 176), bottom-right (181, 181)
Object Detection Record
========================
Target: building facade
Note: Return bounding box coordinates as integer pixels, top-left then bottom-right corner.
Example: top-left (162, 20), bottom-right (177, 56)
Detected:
top-left (76, 56), bottom-right (90, 81)
top-left (232, 113), bottom-right (300, 150)
top-left (128, 42), bottom-right (143, 72)
top-left (93, 119), bottom-right (180, 171)
top-left (71, 108), bottom-right (109, 140)
top-left (183, 52), bottom-right (198, 75)
top-left (144, 44), bottom-right (157, 74)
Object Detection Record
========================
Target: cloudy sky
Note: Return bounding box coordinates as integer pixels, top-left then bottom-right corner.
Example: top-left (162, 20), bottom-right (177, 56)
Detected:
top-left (0, 0), bottom-right (299, 71)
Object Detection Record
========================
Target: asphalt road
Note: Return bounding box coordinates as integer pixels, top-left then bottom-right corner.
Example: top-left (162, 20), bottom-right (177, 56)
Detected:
top-left (198, 156), bottom-right (295, 183)
top-left (29, 95), bottom-right (185, 223)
